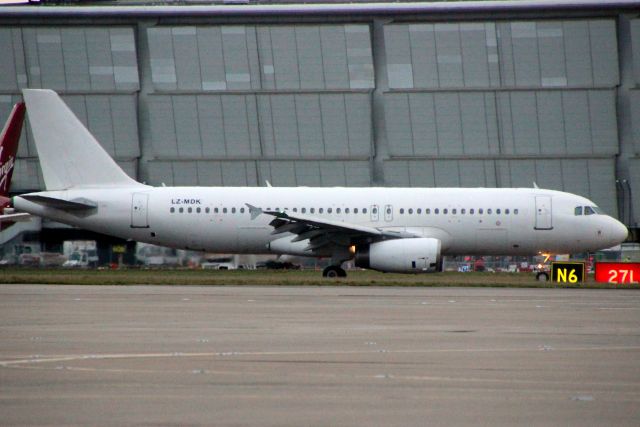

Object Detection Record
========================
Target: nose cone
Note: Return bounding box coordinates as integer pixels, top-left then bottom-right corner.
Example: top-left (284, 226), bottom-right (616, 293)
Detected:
top-left (610, 218), bottom-right (628, 245)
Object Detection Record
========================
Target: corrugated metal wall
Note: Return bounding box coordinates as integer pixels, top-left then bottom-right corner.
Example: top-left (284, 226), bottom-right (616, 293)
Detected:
top-left (0, 14), bottom-right (637, 223)
top-left (382, 19), bottom-right (621, 215)
top-left (0, 26), bottom-right (140, 190)
top-left (142, 23), bottom-right (374, 187)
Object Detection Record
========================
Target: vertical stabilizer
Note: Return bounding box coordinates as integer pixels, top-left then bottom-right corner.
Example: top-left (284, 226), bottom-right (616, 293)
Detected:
top-left (0, 102), bottom-right (25, 197)
top-left (22, 89), bottom-right (143, 190)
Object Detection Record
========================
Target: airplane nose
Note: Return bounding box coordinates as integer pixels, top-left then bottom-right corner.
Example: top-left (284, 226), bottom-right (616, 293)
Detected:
top-left (610, 219), bottom-right (628, 244)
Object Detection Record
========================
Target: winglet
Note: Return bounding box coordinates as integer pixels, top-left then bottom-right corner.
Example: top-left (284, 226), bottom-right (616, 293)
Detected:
top-left (0, 102), bottom-right (25, 197)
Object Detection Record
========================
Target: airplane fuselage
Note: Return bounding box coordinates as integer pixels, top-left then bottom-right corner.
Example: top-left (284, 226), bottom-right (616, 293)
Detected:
top-left (14, 186), bottom-right (626, 257)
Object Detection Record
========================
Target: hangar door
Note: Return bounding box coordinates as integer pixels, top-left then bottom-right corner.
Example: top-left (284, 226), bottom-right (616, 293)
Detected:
top-left (534, 196), bottom-right (553, 230)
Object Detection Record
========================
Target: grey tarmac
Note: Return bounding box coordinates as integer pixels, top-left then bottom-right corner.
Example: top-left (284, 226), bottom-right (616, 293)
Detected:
top-left (0, 285), bottom-right (639, 426)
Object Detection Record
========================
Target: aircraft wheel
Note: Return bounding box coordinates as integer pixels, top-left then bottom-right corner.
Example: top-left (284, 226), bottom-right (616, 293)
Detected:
top-left (536, 272), bottom-right (549, 282)
top-left (323, 266), bottom-right (347, 278)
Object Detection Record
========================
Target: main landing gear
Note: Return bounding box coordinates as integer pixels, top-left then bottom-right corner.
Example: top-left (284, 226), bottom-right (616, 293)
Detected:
top-left (323, 265), bottom-right (347, 278)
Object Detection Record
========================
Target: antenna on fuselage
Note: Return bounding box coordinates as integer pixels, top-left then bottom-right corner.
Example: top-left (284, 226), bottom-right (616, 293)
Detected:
top-left (533, 182), bottom-right (540, 189)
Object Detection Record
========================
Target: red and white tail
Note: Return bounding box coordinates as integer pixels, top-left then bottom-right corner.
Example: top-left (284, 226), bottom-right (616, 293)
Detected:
top-left (0, 102), bottom-right (25, 198)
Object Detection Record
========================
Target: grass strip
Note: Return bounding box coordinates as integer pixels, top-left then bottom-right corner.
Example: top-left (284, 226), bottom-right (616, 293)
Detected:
top-left (1, 268), bottom-right (638, 289)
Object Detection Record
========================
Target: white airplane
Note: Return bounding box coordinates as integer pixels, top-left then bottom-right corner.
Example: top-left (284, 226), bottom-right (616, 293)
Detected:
top-left (0, 89), bottom-right (629, 277)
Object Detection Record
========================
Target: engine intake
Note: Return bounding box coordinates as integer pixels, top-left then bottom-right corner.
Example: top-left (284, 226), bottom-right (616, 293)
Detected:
top-left (355, 238), bottom-right (442, 273)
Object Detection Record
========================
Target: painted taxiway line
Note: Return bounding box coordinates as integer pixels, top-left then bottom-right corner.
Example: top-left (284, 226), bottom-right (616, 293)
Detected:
top-left (2, 344), bottom-right (640, 367)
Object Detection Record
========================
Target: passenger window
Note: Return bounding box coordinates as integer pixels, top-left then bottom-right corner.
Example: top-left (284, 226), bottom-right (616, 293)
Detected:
top-left (231, 208), bottom-right (236, 214)
top-left (400, 208), bottom-right (405, 214)
top-left (363, 208), bottom-right (367, 214)
top-left (487, 209), bottom-right (492, 214)
top-left (426, 208), bottom-right (431, 214)
top-left (470, 209), bottom-right (474, 215)
top-left (170, 207), bottom-right (175, 213)
top-left (205, 207), bottom-right (210, 214)
top-left (386, 207), bottom-right (391, 214)
top-left (408, 208), bottom-right (413, 214)
top-left (417, 208), bottom-right (422, 214)
top-left (337, 208), bottom-right (341, 214)
top-left (301, 208), bottom-right (306, 213)
top-left (223, 208), bottom-right (227, 214)
top-left (452, 209), bottom-right (457, 215)
top-left (372, 207), bottom-right (377, 214)
top-left (505, 209), bottom-right (509, 215)
top-left (461, 209), bottom-right (465, 214)
top-left (514, 209), bottom-right (519, 215)
top-left (328, 208), bottom-right (333, 214)
top-left (240, 207), bottom-right (245, 214)
top-left (188, 207), bottom-right (193, 213)
top-left (496, 209), bottom-right (501, 214)
top-left (319, 208), bottom-right (324, 214)
top-left (310, 208), bottom-right (315, 214)
top-left (179, 207), bottom-right (184, 213)
top-left (574, 206), bottom-right (583, 216)
top-left (443, 209), bottom-right (448, 214)
top-left (196, 207), bottom-right (201, 214)
top-left (435, 209), bottom-right (439, 214)
top-left (293, 208), bottom-right (298, 212)
top-left (354, 208), bottom-right (358, 214)
top-left (214, 207), bottom-right (219, 213)
top-left (345, 208), bottom-right (350, 214)
top-left (479, 208), bottom-right (484, 214)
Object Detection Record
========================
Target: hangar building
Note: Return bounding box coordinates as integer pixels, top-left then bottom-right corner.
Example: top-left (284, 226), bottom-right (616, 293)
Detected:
top-left (0, 0), bottom-right (638, 255)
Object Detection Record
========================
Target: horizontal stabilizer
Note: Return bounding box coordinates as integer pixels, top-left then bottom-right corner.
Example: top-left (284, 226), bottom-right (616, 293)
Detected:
top-left (0, 212), bottom-right (31, 223)
top-left (21, 194), bottom-right (97, 211)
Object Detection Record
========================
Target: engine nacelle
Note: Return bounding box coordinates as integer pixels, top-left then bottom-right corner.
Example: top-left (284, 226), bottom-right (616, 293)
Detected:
top-left (355, 238), bottom-right (442, 273)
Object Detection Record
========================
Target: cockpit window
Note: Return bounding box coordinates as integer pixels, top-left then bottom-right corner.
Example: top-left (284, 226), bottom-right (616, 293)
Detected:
top-left (576, 205), bottom-right (603, 216)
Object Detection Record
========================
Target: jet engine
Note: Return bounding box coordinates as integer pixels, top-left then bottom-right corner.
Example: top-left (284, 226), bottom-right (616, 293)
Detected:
top-left (355, 238), bottom-right (442, 273)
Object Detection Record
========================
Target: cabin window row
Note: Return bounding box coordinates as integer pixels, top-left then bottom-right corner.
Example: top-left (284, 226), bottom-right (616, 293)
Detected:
top-left (398, 208), bottom-right (519, 215)
top-left (169, 206), bottom-right (371, 214)
top-left (169, 206), bottom-right (519, 215)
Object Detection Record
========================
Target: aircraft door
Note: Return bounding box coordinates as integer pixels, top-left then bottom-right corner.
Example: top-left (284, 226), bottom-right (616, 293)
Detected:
top-left (534, 196), bottom-right (553, 230)
top-left (370, 205), bottom-right (379, 222)
top-left (384, 204), bottom-right (393, 222)
top-left (131, 193), bottom-right (149, 228)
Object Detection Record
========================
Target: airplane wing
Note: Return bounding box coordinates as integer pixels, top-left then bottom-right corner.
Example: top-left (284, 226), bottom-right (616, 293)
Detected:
top-left (246, 204), bottom-right (418, 252)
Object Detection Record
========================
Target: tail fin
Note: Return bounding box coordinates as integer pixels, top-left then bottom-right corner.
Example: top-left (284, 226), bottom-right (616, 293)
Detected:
top-left (0, 102), bottom-right (25, 197)
top-left (22, 89), bottom-right (142, 190)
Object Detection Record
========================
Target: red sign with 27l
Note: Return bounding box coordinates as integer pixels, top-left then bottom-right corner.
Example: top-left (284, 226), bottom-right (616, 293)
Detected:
top-left (594, 263), bottom-right (640, 284)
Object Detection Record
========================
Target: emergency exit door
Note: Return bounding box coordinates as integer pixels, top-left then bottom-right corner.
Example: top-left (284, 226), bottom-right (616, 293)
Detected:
top-left (131, 193), bottom-right (149, 228)
top-left (534, 196), bottom-right (553, 230)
